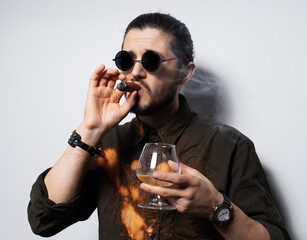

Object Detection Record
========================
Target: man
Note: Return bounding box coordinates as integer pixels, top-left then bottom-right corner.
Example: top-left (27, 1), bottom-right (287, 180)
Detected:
top-left (28, 13), bottom-right (290, 239)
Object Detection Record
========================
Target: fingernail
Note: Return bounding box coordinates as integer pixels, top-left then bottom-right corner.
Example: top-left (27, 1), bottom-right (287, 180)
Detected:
top-left (152, 172), bottom-right (160, 179)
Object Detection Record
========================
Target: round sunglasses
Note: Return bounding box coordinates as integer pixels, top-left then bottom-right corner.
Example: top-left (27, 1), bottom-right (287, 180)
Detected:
top-left (112, 50), bottom-right (176, 72)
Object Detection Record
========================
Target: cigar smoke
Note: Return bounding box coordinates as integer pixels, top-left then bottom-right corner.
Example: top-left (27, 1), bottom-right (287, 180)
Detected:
top-left (180, 67), bottom-right (228, 122)
top-left (117, 81), bottom-right (140, 92)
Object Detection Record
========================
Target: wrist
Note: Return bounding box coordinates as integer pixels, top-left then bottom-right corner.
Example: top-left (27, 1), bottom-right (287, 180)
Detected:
top-left (208, 190), bottom-right (224, 219)
top-left (76, 123), bottom-right (105, 146)
top-left (68, 130), bottom-right (105, 157)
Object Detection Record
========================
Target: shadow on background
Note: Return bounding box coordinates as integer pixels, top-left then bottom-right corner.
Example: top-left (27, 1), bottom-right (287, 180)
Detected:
top-left (181, 66), bottom-right (294, 239)
top-left (180, 66), bottom-right (230, 122)
top-left (263, 165), bottom-right (295, 240)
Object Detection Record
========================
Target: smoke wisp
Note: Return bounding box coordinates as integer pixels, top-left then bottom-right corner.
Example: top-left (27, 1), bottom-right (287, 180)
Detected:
top-left (180, 67), bottom-right (229, 122)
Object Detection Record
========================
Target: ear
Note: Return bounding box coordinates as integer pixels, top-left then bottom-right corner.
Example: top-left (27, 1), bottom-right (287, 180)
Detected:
top-left (180, 61), bottom-right (195, 85)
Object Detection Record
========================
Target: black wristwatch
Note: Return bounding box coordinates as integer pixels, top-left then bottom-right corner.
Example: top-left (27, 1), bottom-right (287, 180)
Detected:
top-left (68, 130), bottom-right (104, 157)
top-left (210, 190), bottom-right (233, 225)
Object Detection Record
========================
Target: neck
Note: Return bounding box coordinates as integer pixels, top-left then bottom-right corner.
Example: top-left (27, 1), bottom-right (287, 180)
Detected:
top-left (138, 95), bottom-right (180, 130)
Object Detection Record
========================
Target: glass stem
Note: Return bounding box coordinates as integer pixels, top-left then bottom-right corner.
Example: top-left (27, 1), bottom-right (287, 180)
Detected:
top-left (151, 194), bottom-right (163, 206)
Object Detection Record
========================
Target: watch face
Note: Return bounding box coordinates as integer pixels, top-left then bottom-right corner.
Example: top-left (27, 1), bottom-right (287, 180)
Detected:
top-left (217, 206), bottom-right (230, 222)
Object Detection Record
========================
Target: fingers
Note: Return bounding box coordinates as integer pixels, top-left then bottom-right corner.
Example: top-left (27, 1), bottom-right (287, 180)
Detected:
top-left (140, 183), bottom-right (187, 199)
top-left (119, 91), bottom-right (137, 114)
top-left (168, 161), bottom-right (204, 180)
top-left (89, 64), bottom-right (106, 87)
top-left (139, 172), bottom-right (199, 205)
top-left (152, 162), bottom-right (207, 187)
top-left (140, 164), bottom-right (210, 199)
top-left (180, 163), bottom-right (207, 181)
top-left (99, 69), bottom-right (120, 89)
top-left (152, 171), bottom-right (192, 187)
top-left (89, 65), bottom-right (126, 88)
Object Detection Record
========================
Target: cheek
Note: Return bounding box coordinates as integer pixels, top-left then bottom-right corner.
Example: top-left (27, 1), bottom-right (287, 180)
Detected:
top-left (142, 70), bottom-right (179, 99)
top-left (150, 83), bottom-right (178, 102)
top-left (146, 80), bottom-right (166, 97)
top-left (156, 69), bottom-right (174, 83)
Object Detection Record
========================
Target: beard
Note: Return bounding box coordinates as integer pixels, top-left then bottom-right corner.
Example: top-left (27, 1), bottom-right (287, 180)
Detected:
top-left (130, 85), bottom-right (178, 116)
top-left (128, 67), bottom-right (183, 116)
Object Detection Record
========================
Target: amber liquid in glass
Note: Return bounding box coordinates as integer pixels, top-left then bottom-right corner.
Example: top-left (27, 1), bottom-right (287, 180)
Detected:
top-left (137, 174), bottom-right (173, 187)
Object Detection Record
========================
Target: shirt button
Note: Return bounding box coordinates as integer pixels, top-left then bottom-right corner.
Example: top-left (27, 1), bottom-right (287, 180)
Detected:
top-left (149, 233), bottom-right (156, 239)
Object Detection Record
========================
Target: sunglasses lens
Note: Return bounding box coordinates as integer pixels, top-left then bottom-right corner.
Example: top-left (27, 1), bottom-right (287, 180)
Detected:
top-left (114, 51), bottom-right (133, 71)
top-left (142, 50), bottom-right (161, 72)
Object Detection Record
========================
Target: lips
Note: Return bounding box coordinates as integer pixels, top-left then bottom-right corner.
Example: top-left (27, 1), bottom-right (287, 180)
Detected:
top-left (127, 81), bottom-right (144, 95)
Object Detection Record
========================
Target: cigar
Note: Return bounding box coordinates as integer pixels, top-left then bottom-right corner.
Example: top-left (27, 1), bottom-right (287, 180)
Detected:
top-left (116, 81), bottom-right (140, 92)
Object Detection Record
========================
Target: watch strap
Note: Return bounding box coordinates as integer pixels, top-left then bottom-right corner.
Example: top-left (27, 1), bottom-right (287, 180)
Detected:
top-left (68, 130), bottom-right (105, 157)
top-left (220, 190), bottom-right (231, 207)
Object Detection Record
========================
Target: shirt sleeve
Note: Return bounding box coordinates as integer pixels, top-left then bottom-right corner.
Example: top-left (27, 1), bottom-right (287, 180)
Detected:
top-left (27, 168), bottom-right (98, 237)
top-left (228, 139), bottom-right (291, 240)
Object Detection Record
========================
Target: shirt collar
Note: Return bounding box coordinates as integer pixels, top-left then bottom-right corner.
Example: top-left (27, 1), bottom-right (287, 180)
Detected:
top-left (133, 94), bottom-right (193, 146)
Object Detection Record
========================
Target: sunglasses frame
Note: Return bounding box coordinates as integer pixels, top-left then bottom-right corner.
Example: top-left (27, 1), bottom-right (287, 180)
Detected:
top-left (113, 50), bottom-right (176, 72)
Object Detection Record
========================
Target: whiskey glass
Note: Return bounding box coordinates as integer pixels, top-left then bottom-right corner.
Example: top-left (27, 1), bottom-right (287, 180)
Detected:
top-left (136, 143), bottom-right (180, 210)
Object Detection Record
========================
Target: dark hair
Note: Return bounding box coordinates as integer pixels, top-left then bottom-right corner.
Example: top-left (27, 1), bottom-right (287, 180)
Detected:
top-left (124, 12), bottom-right (194, 68)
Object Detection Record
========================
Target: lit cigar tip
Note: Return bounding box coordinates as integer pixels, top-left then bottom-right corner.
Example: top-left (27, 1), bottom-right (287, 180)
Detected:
top-left (117, 81), bottom-right (128, 91)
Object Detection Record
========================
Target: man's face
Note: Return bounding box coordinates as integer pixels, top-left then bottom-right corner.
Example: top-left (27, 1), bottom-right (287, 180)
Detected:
top-left (122, 28), bottom-right (180, 116)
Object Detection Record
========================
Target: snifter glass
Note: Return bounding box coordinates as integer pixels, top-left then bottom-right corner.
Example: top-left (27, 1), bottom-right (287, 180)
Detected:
top-left (136, 143), bottom-right (181, 210)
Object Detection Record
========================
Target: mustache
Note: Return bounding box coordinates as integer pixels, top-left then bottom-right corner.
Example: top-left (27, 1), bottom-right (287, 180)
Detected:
top-left (138, 80), bottom-right (150, 92)
top-left (123, 79), bottom-right (150, 99)
top-left (130, 77), bottom-right (151, 93)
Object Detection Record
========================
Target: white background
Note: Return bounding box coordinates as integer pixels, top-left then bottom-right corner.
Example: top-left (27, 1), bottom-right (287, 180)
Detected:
top-left (0, 0), bottom-right (305, 239)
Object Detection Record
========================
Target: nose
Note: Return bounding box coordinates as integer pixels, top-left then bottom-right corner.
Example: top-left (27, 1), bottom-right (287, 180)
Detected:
top-left (131, 61), bottom-right (146, 80)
